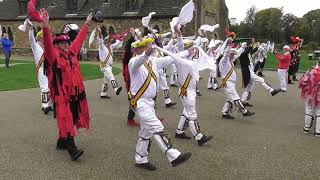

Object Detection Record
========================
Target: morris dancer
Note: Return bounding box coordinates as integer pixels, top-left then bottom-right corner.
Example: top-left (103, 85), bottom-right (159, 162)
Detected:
top-left (240, 39), bottom-right (280, 106)
top-left (97, 27), bottom-right (123, 99)
top-left (129, 37), bottom-right (191, 171)
top-left (41, 9), bottom-right (91, 161)
top-left (299, 65), bottom-right (320, 136)
top-left (219, 38), bottom-right (255, 119)
top-left (25, 20), bottom-right (53, 114)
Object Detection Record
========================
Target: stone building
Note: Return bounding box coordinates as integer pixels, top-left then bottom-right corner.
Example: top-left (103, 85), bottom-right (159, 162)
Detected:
top-left (0, 0), bottom-right (228, 56)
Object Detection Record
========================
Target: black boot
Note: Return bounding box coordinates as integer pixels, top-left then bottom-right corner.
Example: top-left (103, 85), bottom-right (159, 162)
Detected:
top-left (166, 102), bottom-right (177, 108)
top-left (243, 110), bottom-right (255, 117)
top-left (43, 106), bottom-right (52, 115)
top-left (288, 75), bottom-right (294, 84)
top-left (116, 87), bottom-right (122, 95)
top-left (222, 114), bottom-right (235, 119)
top-left (135, 162), bottom-right (157, 171)
top-left (66, 136), bottom-right (84, 161)
top-left (197, 135), bottom-right (213, 146)
top-left (175, 132), bottom-right (191, 139)
top-left (171, 152), bottom-right (192, 167)
top-left (271, 89), bottom-right (281, 96)
top-left (56, 137), bottom-right (67, 150)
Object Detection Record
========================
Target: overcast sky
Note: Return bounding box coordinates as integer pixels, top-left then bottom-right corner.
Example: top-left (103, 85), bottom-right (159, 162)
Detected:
top-left (225, 0), bottom-right (320, 23)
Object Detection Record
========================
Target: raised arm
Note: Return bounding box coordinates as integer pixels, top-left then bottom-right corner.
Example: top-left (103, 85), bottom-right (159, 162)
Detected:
top-left (69, 13), bottom-right (92, 54)
top-left (130, 52), bottom-right (149, 71)
top-left (28, 29), bottom-right (38, 53)
top-left (110, 40), bottom-right (123, 50)
top-left (42, 27), bottom-right (56, 64)
top-left (40, 8), bottom-right (56, 64)
top-left (69, 24), bottom-right (89, 54)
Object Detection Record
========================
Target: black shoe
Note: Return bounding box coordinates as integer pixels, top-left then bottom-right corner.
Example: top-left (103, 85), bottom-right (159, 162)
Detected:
top-left (258, 72), bottom-right (264, 77)
top-left (116, 87), bottom-right (122, 95)
top-left (242, 101), bottom-right (253, 107)
top-left (166, 102), bottom-right (177, 108)
top-left (288, 82), bottom-right (294, 85)
top-left (100, 95), bottom-right (111, 99)
top-left (315, 133), bottom-right (320, 137)
top-left (170, 84), bottom-right (178, 87)
top-left (197, 135), bottom-right (213, 146)
top-left (175, 132), bottom-right (191, 139)
top-left (243, 111), bottom-right (255, 117)
top-left (196, 91), bottom-right (202, 96)
top-left (135, 162), bottom-right (157, 171)
top-left (271, 89), bottom-right (281, 96)
top-left (303, 127), bottom-right (310, 134)
top-left (66, 137), bottom-right (84, 161)
top-left (208, 87), bottom-right (214, 90)
top-left (43, 106), bottom-right (52, 115)
top-left (171, 152), bottom-right (192, 167)
top-left (222, 114), bottom-right (235, 119)
top-left (56, 138), bottom-right (67, 150)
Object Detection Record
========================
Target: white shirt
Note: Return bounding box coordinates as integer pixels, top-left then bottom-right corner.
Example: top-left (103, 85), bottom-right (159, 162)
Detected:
top-left (99, 38), bottom-right (123, 66)
top-left (219, 46), bottom-right (245, 82)
top-left (29, 29), bottom-right (44, 65)
top-left (173, 51), bottom-right (197, 90)
top-left (129, 52), bottom-right (174, 99)
top-left (163, 37), bottom-right (184, 53)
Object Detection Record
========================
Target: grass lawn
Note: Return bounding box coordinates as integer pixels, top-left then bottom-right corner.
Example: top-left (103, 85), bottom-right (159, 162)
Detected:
top-left (264, 52), bottom-right (317, 72)
top-left (0, 60), bottom-right (120, 91)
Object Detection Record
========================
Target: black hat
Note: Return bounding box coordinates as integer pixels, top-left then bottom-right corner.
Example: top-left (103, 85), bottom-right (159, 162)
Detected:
top-left (93, 10), bottom-right (104, 23)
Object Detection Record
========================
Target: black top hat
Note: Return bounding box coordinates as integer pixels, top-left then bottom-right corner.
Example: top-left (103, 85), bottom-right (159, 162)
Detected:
top-left (93, 10), bottom-right (104, 23)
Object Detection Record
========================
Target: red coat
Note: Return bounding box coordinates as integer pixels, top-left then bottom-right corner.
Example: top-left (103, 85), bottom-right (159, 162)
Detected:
top-left (275, 52), bottom-right (291, 69)
top-left (43, 25), bottom-right (90, 138)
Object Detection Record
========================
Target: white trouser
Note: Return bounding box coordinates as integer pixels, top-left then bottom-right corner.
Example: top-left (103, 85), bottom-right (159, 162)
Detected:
top-left (176, 89), bottom-right (203, 140)
top-left (278, 69), bottom-right (287, 91)
top-left (135, 98), bottom-right (181, 164)
top-left (222, 81), bottom-right (247, 114)
top-left (38, 67), bottom-right (51, 108)
top-left (158, 69), bottom-right (172, 104)
top-left (241, 70), bottom-right (274, 102)
top-left (207, 65), bottom-right (218, 89)
top-left (170, 64), bottom-right (178, 85)
top-left (100, 66), bottom-right (118, 96)
top-left (305, 102), bottom-right (320, 133)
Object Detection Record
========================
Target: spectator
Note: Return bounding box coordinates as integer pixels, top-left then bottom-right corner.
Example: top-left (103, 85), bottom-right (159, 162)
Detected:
top-left (1, 33), bottom-right (14, 68)
top-left (80, 44), bottom-right (88, 61)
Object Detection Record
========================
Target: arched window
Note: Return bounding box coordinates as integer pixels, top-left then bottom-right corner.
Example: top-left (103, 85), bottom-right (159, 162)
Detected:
top-left (2, 26), bottom-right (6, 34)
top-left (126, 0), bottom-right (138, 11)
top-left (18, 0), bottom-right (28, 15)
top-left (7, 27), bottom-right (13, 41)
top-left (101, 26), bottom-right (107, 38)
top-left (108, 26), bottom-right (115, 35)
top-left (66, 0), bottom-right (78, 14)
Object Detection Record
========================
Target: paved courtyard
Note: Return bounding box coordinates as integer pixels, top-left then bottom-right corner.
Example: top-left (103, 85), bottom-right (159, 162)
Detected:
top-left (0, 68), bottom-right (319, 180)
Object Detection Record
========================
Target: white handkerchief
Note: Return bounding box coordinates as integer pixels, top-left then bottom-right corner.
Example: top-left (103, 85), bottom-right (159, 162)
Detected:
top-left (18, 19), bottom-right (29, 32)
top-left (142, 12), bottom-right (156, 28)
top-left (89, 28), bottom-right (96, 48)
top-left (200, 24), bottom-right (219, 32)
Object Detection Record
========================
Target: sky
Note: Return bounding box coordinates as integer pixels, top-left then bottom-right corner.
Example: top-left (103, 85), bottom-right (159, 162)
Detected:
top-left (225, 0), bottom-right (320, 23)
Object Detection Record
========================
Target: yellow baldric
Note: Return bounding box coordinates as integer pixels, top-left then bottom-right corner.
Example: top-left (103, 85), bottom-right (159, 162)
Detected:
top-left (179, 73), bottom-right (192, 97)
top-left (219, 63), bottom-right (235, 89)
top-left (35, 56), bottom-right (45, 75)
top-left (100, 45), bottom-right (113, 68)
top-left (128, 61), bottom-right (157, 108)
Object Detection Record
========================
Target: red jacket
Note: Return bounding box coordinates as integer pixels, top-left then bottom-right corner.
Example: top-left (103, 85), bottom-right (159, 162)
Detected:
top-left (275, 52), bottom-right (291, 69)
top-left (43, 24), bottom-right (90, 138)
